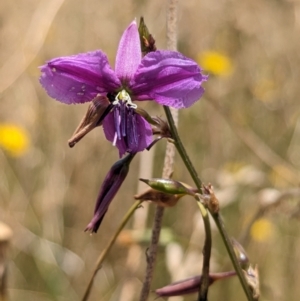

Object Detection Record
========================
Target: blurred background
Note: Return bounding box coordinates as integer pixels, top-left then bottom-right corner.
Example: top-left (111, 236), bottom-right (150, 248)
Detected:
top-left (0, 0), bottom-right (300, 300)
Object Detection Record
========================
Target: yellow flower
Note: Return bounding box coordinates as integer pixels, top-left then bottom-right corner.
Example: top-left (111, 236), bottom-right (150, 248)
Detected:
top-left (0, 124), bottom-right (30, 157)
top-left (198, 51), bottom-right (233, 76)
top-left (250, 218), bottom-right (274, 242)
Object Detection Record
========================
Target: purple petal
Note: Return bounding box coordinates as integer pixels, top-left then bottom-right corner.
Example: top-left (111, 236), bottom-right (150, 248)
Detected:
top-left (40, 51), bottom-right (121, 104)
top-left (115, 20), bottom-right (142, 81)
top-left (132, 113), bottom-right (153, 153)
top-left (130, 50), bottom-right (208, 108)
top-left (103, 111), bottom-right (127, 157)
top-left (103, 111), bottom-right (153, 157)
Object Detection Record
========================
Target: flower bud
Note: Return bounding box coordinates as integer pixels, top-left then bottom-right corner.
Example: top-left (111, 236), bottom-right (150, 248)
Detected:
top-left (85, 152), bottom-right (135, 233)
top-left (138, 17), bottom-right (156, 55)
top-left (231, 238), bottom-right (250, 269)
top-left (155, 271), bottom-right (236, 297)
top-left (139, 178), bottom-right (197, 196)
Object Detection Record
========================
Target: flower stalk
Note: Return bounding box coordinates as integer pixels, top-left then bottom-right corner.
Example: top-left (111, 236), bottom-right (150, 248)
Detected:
top-left (81, 200), bottom-right (143, 301)
top-left (139, 2), bottom-right (180, 299)
top-left (164, 105), bottom-right (255, 301)
top-left (196, 196), bottom-right (212, 301)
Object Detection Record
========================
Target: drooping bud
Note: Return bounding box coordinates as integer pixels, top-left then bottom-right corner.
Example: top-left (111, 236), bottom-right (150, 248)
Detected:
top-left (231, 238), bottom-right (250, 269)
top-left (155, 271), bottom-right (236, 297)
top-left (139, 178), bottom-right (197, 196)
top-left (85, 152), bottom-right (135, 233)
top-left (138, 17), bottom-right (156, 55)
top-left (68, 95), bottom-right (112, 147)
top-left (134, 188), bottom-right (182, 207)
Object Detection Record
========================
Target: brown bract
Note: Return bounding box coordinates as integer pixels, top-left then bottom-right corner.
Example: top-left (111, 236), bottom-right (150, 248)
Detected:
top-left (244, 265), bottom-right (260, 300)
top-left (134, 188), bottom-right (182, 207)
top-left (68, 95), bottom-right (111, 147)
top-left (200, 183), bottom-right (220, 213)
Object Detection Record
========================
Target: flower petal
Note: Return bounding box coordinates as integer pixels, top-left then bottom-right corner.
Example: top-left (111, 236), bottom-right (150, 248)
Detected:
top-left (103, 111), bottom-right (127, 157)
top-left (131, 50), bottom-right (208, 108)
top-left (103, 111), bottom-right (153, 157)
top-left (40, 51), bottom-right (121, 104)
top-left (115, 20), bottom-right (142, 81)
top-left (134, 114), bottom-right (153, 153)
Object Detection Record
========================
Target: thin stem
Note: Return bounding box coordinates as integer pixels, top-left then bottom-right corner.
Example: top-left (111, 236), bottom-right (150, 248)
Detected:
top-left (167, 105), bottom-right (211, 301)
top-left (139, 205), bottom-right (165, 301)
top-left (196, 198), bottom-right (212, 301)
top-left (139, 1), bottom-right (178, 300)
top-left (164, 106), bottom-right (255, 301)
top-left (82, 200), bottom-right (143, 301)
top-left (211, 213), bottom-right (254, 301)
top-left (163, 106), bottom-right (202, 189)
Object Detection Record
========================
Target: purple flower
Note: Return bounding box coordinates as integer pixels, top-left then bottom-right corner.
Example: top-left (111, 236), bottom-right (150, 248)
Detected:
top-left (40, 20), bottom-right (207, 157)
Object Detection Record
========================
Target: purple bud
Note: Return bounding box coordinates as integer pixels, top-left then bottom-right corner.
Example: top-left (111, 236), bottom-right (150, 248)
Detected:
top-left (85, 152), bottom-right (135, 233)
top-left (155, 271), bottom-right (236, 297)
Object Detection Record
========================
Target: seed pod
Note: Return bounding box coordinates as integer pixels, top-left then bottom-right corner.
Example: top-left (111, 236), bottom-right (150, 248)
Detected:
top-left (139, 178), bottom-right (196, 196)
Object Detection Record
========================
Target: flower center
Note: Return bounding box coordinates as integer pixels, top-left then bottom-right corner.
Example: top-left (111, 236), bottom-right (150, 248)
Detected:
top-left (112, 90), bottom-right (138, 152)
top-left (113, 90), bottom-right (137, 109)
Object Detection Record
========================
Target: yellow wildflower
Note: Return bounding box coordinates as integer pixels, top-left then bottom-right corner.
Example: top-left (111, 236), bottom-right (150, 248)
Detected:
top-left (250, 218), bottom-right (274, 242)
top-left (198, 51), bottom-right (233, 76)
top-left (0, 124), bottom-right (30, 157)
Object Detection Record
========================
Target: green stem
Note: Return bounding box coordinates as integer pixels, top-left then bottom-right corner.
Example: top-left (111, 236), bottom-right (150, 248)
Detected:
top-left (163, 106), bottom-right (202, 189)
top-left (211, 213), bottom-right (253, 301)
top-left (81, 200), bottom-right (143, 301)
top-left (164, 106), bottom-right (254, 301)
top-left (196, 198), bottom-right (212, 301)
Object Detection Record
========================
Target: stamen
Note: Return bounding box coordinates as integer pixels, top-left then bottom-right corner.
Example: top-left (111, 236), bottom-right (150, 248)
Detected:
top-left (131, 109), bottom-right (138, 147)
top-left (113, 132), bottom-right (118, 146)
top-left (114, 90), bottom-right (138, 109)
top-left (126, 109), bottom-right (138, 148)
top-left (114, 106), bottom-right (121, 140)
top-left (120, 103), bottom-right (127, 137)
top-left (126, 110), bottom-right (133, 147)
top-left (111, 90), bottom-right (139, 151)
